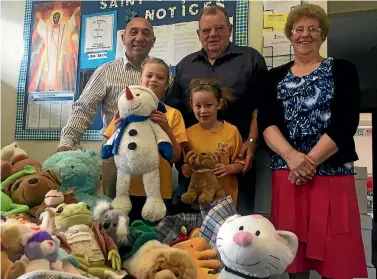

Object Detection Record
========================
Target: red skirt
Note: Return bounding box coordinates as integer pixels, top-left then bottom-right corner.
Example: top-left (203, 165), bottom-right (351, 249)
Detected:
top-left (271, 170), bottom-right (368, 279)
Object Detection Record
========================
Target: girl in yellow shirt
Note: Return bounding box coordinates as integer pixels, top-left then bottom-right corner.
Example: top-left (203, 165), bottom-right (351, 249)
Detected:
top-left (181, 78), bottom-right (245, 205)
top-left (104, 58), bottom-right (187, 222)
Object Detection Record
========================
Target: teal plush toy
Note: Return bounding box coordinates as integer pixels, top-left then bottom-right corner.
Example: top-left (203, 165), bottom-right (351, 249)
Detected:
top-left (41, 150), bottom-right (111, 209)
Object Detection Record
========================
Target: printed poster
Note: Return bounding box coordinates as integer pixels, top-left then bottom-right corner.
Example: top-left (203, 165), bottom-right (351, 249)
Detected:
top-left (84, 14), bottom-right (114, 53)
top-left (80, 10), bottom-right (117, 69)
top-left (26, 1), bottom-right (81, 129)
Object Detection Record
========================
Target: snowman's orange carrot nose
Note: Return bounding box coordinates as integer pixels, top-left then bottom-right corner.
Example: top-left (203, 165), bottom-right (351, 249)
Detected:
top-left (125, 87), bottom-right (133, 101)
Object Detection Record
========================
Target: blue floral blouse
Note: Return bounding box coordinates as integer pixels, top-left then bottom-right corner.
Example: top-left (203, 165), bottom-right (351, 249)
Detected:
top-left (269, 57), bottom-right (355, 175)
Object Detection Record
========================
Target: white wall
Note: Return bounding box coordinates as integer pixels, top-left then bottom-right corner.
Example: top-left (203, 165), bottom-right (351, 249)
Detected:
top-left (1, 1), bottom-right (101, 162)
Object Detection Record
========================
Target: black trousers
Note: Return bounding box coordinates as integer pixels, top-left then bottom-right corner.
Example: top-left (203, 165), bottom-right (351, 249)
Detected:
top-left (236, 165), bottom-right (257, 215)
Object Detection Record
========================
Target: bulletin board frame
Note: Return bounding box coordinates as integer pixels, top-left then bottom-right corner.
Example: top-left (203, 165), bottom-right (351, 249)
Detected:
top-left (15, 0), bottom-right (249, 141)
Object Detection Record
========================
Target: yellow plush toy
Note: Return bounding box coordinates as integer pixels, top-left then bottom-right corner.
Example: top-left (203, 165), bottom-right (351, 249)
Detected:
top-left (173, 237), bottom-right (221, 279)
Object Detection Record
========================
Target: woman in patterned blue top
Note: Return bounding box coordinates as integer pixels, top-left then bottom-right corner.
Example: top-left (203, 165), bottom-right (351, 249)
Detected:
top-left (258, 4), bottom-right (367, 279)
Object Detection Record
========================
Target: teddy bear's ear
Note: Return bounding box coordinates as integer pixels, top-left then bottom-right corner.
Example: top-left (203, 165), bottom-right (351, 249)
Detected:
top-left (43, 169), bottom-right (62, 185)
top-left (42, 152), bottom-right (66, 171)
top-left (12, 154), bottom-right (29, 164)
top-left (186, 151), bottom-right (197, 165)
top-left (184, 151), bottom-right (195, 161)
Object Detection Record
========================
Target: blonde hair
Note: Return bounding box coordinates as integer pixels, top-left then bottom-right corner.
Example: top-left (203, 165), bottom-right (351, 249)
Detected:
top-left (285, 4), bottom-right (330, 40)
top-left (141, 57), bottom-right (170, 83)
top-left (188, 78), bottom-right (232, 108)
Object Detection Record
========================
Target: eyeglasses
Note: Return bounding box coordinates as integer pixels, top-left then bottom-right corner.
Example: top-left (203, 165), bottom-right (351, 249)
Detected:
top-left (199, 25), bottom-right (229, 36)
top-left (291, 26), bottom-right (322, 35)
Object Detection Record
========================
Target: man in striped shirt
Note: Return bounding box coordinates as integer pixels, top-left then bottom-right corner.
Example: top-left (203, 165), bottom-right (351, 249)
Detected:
top-left (56, 17), bottom-right (156, 198)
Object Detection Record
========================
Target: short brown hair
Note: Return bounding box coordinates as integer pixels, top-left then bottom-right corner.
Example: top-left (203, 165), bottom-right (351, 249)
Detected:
top-left (285, 4), bottom-right (330, 40)
top-left (198, 4), bottom-right (231, 25)
top-left (188, 78), bottom-right (232, 108)
top-left (141, 57), bottom-right (169, 82)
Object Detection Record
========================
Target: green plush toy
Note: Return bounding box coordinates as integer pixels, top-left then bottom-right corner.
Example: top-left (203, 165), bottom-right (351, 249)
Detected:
top-left (54, 202), bottom-right (125, 279)
top-left (0, 165), bottom-right (36, 216)
top-left (119, 220), bottom-right (159, 260)
top-left (0, 192), bottom-right (29, 216)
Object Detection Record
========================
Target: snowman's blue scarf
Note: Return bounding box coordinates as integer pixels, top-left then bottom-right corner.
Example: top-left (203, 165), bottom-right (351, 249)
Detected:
top-left (100, 101), bottom-right (167, 160)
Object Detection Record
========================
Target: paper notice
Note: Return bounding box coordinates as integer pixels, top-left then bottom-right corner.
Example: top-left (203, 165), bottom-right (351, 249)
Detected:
top-left (84, 14), bottom-right (114, 53)
top-left (264, 13), bottom-right (288, 31)
top-left (263, 31), bottom-right (293, 56)
top-left (263, 0), bottom-right (301, 12)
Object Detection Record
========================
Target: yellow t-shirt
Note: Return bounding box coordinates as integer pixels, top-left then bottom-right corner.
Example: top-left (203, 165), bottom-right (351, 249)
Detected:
top-left (129, 105), bottom-right (187, 199)
top-left (186, 121), bottom-right (245, 204)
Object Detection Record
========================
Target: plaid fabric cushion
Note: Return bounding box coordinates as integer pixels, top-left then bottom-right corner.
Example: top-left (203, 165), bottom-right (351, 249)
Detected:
top-left (156, 212), bottom-right (203, 244)
top-left (199, 196), bottom-right (238, 248)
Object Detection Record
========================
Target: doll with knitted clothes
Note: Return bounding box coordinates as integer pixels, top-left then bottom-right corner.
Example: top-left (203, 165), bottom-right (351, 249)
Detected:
top-left (181, 78), bottom-right (245, 205)
top-left (101, 57), bottom-right (187, 222)
top-left (53, 202), bottom-right (126, 279)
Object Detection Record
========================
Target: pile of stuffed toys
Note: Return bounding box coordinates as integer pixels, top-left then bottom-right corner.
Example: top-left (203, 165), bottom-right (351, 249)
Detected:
top-left (1, 87), bottom-right (299, 279)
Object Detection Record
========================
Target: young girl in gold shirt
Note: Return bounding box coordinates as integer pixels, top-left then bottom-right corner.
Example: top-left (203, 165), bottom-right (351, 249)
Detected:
top-left (181, 78), bottom-right (244, 204)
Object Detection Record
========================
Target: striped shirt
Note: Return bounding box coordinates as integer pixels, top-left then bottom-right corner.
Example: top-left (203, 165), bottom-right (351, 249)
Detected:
top-left (59, 55), bottom-right (172, 148)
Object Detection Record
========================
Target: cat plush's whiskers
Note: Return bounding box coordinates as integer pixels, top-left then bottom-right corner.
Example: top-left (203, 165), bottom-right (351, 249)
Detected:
top-left (268, 262), bottom-right (278, 270)
top-left (269, 255), bottom-right (280, 260)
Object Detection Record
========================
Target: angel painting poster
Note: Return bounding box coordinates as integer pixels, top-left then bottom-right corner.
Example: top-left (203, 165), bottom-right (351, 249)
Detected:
top-left (28, 1), bottom-right (81, 93)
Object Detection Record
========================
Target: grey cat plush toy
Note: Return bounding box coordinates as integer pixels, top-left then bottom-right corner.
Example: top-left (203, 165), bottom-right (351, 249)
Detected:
top-left (216, 214), bottom-right (298, 279)
top-left (93, 200), bottom-right (129, 244)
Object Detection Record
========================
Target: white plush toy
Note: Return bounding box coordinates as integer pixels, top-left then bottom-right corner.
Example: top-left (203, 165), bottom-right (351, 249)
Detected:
top-left (1, 141), bottom-right (27, 162)
top-left (100, 85), bottom-right (173, 222)
top-left (216, 214), bottom-right (298, 279)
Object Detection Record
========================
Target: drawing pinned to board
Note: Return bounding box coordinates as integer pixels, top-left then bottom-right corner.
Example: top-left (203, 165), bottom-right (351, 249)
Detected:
top-left (26, 1), bottom-right (81, 130)
top-left (28, 1), bottom-right (81, 93)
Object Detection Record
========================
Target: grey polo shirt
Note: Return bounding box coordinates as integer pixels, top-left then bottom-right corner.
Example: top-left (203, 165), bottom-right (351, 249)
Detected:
top-left (164, 43), bottom-right (267, 139)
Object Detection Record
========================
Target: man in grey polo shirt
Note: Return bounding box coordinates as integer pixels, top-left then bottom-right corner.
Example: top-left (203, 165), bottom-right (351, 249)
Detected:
top-left (164, 4), bottom-right (267, 214)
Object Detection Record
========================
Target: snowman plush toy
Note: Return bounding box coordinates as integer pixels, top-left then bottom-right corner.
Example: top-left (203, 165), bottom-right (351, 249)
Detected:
top-left (101, 85), bottom-right (172, 222)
